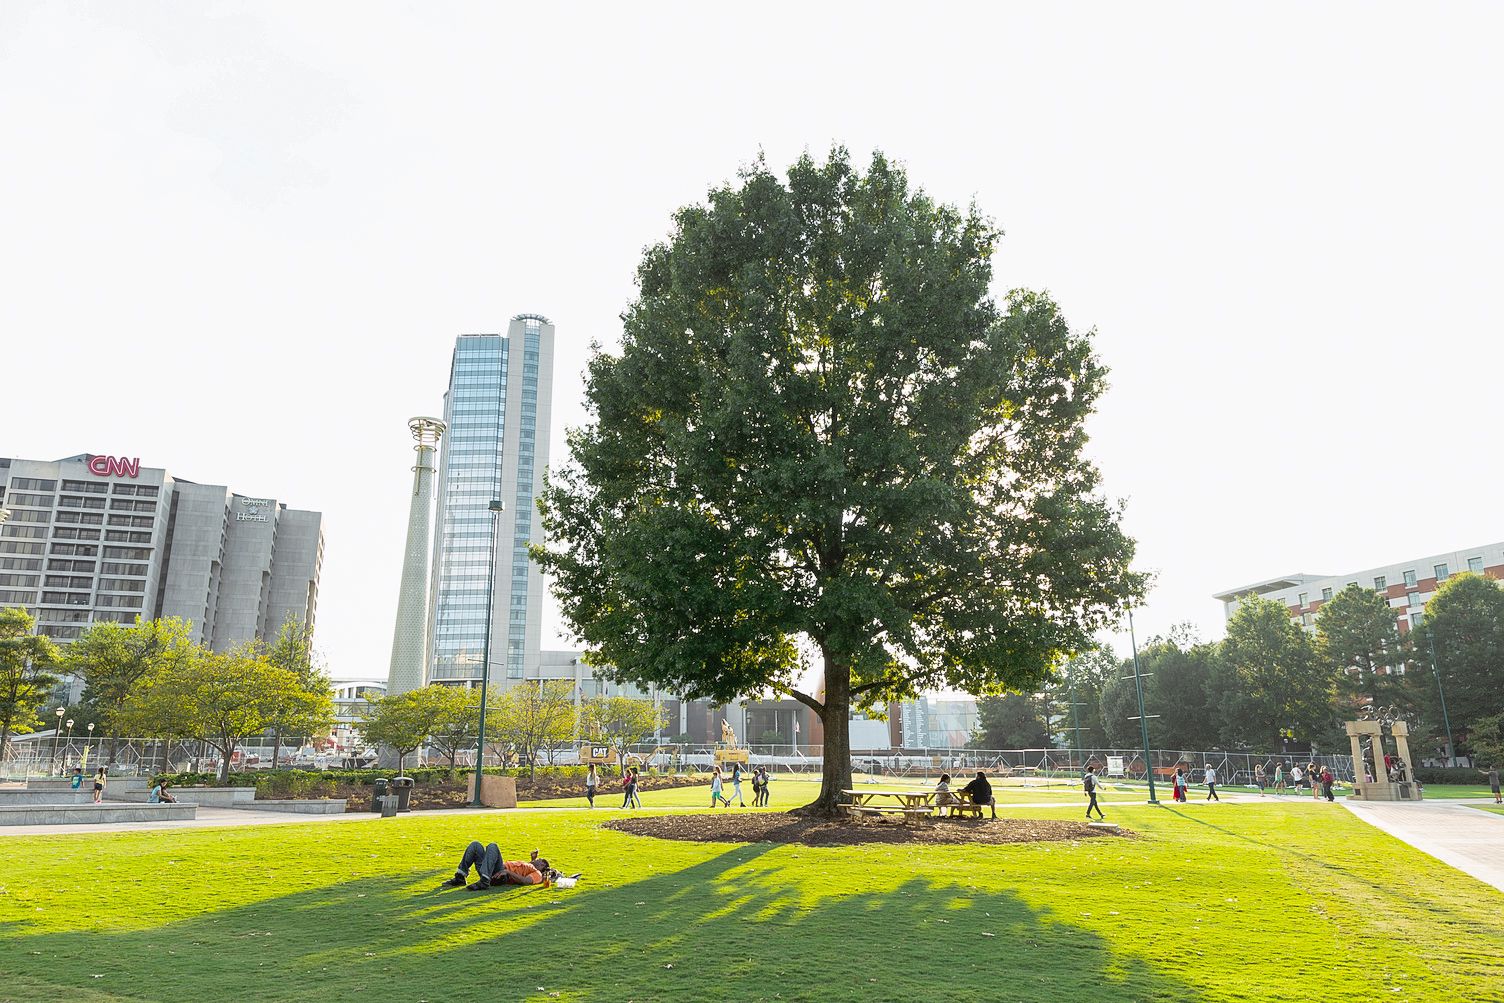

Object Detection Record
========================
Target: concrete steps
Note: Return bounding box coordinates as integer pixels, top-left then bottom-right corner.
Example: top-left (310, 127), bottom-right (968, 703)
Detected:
top-left (224, 799), bottom-right (347, 814)
top-left (113, 787), bottom-right (257, 807)
top-left (0, 790), bottom-right (99, 805)
top-left (0, 802), bottom-right (196, 825)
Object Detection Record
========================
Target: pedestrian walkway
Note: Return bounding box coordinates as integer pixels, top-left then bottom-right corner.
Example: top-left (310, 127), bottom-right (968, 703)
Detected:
top-left (1343, 798), bottom-right (1504, 894)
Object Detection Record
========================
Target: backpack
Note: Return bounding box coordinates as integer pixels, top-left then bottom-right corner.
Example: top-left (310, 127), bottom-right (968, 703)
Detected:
top-left (1084, 774), bottom-right (1096, 793)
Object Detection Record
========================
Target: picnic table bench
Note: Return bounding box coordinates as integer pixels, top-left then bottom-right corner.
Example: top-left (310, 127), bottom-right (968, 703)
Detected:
top-left (841, 789), bottom-right (988, 822)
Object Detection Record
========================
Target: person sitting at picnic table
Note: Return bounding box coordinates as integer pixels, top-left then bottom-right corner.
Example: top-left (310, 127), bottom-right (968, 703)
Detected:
top-left (147, 781), bottom-right (177, 804)
top-left (933, 774), bottom-right (958, 816)
top-left (442, 843), bottom-right (559, 891)
top-left (958, 770), bottom-right (997, 819)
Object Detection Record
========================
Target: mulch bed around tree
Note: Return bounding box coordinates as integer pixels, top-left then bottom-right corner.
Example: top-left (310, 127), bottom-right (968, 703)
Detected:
top-left (602, 812), bottom-right (1132, 847)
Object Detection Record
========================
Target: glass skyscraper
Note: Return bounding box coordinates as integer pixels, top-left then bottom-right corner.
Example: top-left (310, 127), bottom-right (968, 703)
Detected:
top-left (427, 315), bottom-right (554, 687)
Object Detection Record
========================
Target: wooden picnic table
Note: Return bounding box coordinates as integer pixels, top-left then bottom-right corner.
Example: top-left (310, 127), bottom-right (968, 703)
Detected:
top-left (842, 788), bottom-right (936, 822)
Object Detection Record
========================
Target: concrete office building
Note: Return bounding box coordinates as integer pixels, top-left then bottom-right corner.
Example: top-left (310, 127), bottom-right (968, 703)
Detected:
top-left (1214, 540), bottom-right (1504, 639)
top-left (427, 316), bottom-right (555, 688)
top-left (0, 454), bottom-right (323, 660)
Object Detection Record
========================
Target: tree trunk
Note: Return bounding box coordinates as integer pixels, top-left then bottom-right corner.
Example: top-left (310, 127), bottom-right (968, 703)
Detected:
top-left (218, 740), bottom-right (232, 783)
top-left (809, 662), bottom-right (852, 817)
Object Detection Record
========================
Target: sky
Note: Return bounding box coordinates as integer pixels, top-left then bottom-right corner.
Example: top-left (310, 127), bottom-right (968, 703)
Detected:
top-left (3, 3), bottom-right (1501, 681)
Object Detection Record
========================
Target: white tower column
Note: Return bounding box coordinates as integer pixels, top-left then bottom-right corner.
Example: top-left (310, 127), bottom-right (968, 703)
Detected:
top-left (386, 417), bottom-right (445, 695)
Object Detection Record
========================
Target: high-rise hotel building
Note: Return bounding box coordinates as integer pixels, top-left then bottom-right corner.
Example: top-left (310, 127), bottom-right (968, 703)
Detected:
top-left (0, 454), bottom-right (323, 657)
top-left (427, 315), bottom-right (555, 687)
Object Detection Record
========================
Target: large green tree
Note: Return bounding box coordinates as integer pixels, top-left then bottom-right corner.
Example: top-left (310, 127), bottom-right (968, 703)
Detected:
top-left (493, 680), bottom-right (576, 778)
top-left (537, 150), bottom-right (1142, 813)
top-left (1218, 596), bottom-right (1337, 750)
top-left (125, 643), bottom-right (307, 782)
top-left (0, 608), bottom-right (62, 760)
top-left (1053, 647), bottom-right (1116, 749)
top-left (973, 693), bottom-right (1048, 750)
top-left (360, 686), bottom-right (453, 774)
top-left (1410, 573), bottom-right (1504, 755)
top-left (1315, 584), bottom-right (1405, 710)
top-left (261, 616), bottom-right (333, 769)
top-left (1141, 629), bottom-right (1225, 751)
top-left (68, 617), bottom-right (198, 750)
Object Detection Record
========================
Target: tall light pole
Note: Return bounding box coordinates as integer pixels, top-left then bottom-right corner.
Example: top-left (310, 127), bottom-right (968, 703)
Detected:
top-left (1127, 609), bottom-right (1160, 805)
top-left (63, 718), bottom-right (75, 773)
top-left (1426, 630), bottom-right (1457, 767)
top-left (52, 707), bottom-right (64, 775)
top-left (472, 498), bottom-right (505, 806)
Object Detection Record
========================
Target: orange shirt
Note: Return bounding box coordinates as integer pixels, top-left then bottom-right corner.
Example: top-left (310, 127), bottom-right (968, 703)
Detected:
top-left (501, 860), bottom-right (543, 884)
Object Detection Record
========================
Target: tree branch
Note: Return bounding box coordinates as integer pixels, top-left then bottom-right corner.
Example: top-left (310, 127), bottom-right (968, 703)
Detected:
top-left (788, 689), bottom-right (825, 716)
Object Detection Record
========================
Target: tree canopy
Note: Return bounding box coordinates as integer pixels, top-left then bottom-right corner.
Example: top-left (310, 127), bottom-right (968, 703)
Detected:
top-left (537, 149), bottom-right (1142, 811)
top-left (1411, 573), bottom-right (1504, 754)
top-left (0, 607), bottom-right (61, 758)
top-left (1218, 596), bottom-right (1337, 750)
top-left (1315, 584), bottom-right (1404, 708)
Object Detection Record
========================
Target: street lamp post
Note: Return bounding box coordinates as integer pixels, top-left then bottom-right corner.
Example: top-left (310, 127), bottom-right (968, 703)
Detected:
top-left (1127, 610), bottom-right (1160, 805)
top-left (472, 498), bottom-right (505, 806)
top-left (63, 718), bottom-right (75, 773)
top-left (85, 722), bottom-right (95, 773)
top-left (52, 707), bottom-right (64, 775)
top-left (1426, 631), bottom-right (1457, 767)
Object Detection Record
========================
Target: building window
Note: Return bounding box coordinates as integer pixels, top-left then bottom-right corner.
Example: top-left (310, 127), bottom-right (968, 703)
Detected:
top-left (1434, 563), bottom-right (1449, 582)
top-left (1403, 569), bottom-right (1417, 588)
top-left (1374, 576), bottom-right (1386, 591)
top-left (1297, 592), bottom-right (1308, 607)
top-left (1321, 587), bottom-right (1333, 601)
top-left (1469, 556), bottom-right (1485, 574)
top-left (10, 478), bottom-right (56, 491)
top-left (1407, 591), bottom-right (1421, 608)
top-left (1410, 612), bottom-right (1423, 627)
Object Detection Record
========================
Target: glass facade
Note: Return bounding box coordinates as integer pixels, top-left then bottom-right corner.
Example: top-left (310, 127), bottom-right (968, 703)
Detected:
top-left (429, 318), bottom-right (553, 686)
top-left (430, 334), bottom-right (508, 682)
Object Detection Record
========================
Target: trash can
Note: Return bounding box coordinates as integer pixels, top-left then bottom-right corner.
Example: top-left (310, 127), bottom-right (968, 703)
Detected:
top-left (379, 795), bottom-right (399, 818)
top-left (371, 777), bottom-right (389, 813)
top-left (392, 776), bottom-right (415, 813)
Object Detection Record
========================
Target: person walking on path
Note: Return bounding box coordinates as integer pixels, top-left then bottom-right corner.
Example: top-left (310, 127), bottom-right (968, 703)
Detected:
top-left (1308, 761), bottom-right (1322, 800)
top-left (1480, 767), bottom-right (1502, 804)
top-left (92, 767), bottom-right (106, 804)
top-left (1172, 766), bottom-right (1187, 803)
top-left (1204, 764), bottom-right (1220, 801)
top-left (627, 767), bottom-right (643, 808)
top-left (1083, 765), bottom-right (1105, 820)
top-left (620, 769), bottom-right (634, 809)
top-left (585, 764), bottom-right (598, 809)
top-left (1290, 764), bottom-right (1303, 792)
top-left (730, 762), bottom-right (746, 807)
top-left (1320, 766), bottom-right (1335, 802)
top-left (1254, 763), bottom-right (1266, 796)
top-left (710, 766), bottom-right (733, 808)
top-left (1273, 763), bottom-right (1286, 795)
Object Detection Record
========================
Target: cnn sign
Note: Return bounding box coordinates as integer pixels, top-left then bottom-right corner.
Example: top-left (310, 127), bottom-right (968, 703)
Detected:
top-left (87, 455), bottom-right (141, 478)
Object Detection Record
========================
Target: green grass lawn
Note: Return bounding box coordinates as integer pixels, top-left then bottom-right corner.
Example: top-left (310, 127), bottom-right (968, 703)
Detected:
top-left (1473, 804), bottom-right (1504, 816)
top-left (2, 800), bottom-right (1501, 1002)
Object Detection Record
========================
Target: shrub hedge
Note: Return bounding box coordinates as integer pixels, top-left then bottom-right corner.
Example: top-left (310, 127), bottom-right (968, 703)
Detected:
top-left (153, 765), bottom-right (597, 789)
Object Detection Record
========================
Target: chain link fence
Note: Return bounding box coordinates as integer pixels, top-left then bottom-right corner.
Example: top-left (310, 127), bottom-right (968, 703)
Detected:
top-left (4, 737), bottom-right (1356, 787)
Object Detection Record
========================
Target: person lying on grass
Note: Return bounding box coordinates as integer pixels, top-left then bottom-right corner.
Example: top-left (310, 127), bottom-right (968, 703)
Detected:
top-left (442, 843), bottom-right (574, 890)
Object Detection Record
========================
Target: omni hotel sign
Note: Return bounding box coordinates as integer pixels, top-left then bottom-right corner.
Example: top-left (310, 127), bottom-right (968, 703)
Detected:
top-left (237, 498), bottom-right (273, 523)
top-left (87, 455), bottom-right (141, 478)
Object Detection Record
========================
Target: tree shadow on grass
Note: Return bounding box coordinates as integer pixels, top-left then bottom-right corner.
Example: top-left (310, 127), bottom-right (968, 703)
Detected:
top-left (5, 843), bottom-right (1200, 1003)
